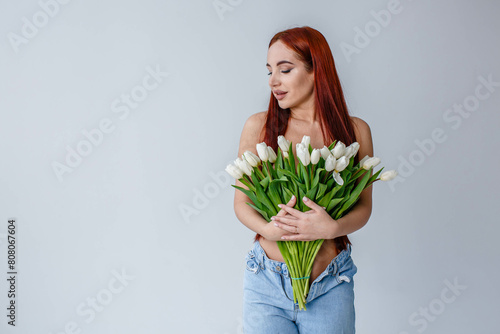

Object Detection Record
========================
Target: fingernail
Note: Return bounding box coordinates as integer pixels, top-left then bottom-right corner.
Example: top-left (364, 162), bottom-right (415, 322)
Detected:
top-left (303, 196), bottom-right (308, 202)
top-left (291, 195), bottom-right (295, 200)
top-left (281, 236), bottom-right (286, 239)
top-left (271, 217), bottom-right (275, 220)
top-left (274, 223), bottom-right (278, 227)
top-left (278, 204), bottom-right (283, 208)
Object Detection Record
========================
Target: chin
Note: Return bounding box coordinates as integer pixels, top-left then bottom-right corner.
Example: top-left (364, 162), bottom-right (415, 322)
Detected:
top-left (277, 101), bottom-right (290, 109)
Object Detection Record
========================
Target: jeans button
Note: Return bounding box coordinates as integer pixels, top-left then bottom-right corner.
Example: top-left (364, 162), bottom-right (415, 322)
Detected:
top-left (276, 265), bottom-right (281, 271)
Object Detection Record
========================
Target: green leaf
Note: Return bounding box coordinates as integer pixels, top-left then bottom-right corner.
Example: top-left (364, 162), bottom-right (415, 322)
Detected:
top-left (251, 172), bottom-right (277, 215)
top-left (311, 167), bottom-right (324, 189)
top-left (261, 163), bottom-right (269, 177)
top-left (347, 156), bottom-right (354, 169)
top-left (298, 187), bottom-right (307, 210)
top-left (317, 185), bottom-right (339, 208)
top-left (267, 161), bottom-right (277, 179)
top-left (327, 196), bottom-right (344, 212)
top-left (282, 187), bottom-right (296, 204)
top-left (288, 141), bottom-right (295, 173)
top-left (278, 168), bottom-right (300, 183)
top-left (296, 181), bottom-right (307, 194)
top-left (305, 184), bottom-right (318, 203)
top-left (331, 196), bottom-right (349, 217)
top-left (346, 168), bottom-right (365, 187)
top-left (300, 163), bottom-right (310, 190)
top-left (326, 177), bottom-right (335, 189)
top-left (268, 181), bottom-right (283, 208)
top-left (270, 176), bottom-right (289, 184)
top-left (246, 202), bottom-right (270, 221)
top-left (231, 184), bottom-right (259, 207)
top-left (335, 168), bottom-right (372, 218)
top-left (252, 165), bottom-right (265, 181)
top-left (341, 169), bottom-right (352, 185)
top-left (315, 183), bottom-right (328, 201)
top-left (276, 149), bottom-right (284, 169)
top-left (367, 167), bottom-right (384, 186)
top-left (260, 176), bottom-right (270, 190)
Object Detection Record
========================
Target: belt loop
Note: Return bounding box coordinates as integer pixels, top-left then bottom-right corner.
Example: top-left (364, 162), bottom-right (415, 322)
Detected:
top-left (259, 252), bottom-right (265, 270)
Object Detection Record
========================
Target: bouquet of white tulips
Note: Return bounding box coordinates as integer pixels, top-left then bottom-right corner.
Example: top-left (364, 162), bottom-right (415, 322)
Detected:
top-left (227, 135), bottom-right (397, 310)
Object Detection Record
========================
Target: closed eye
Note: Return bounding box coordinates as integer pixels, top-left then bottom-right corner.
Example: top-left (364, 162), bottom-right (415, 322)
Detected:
top-left (267, 69), bottom-right (292, 76)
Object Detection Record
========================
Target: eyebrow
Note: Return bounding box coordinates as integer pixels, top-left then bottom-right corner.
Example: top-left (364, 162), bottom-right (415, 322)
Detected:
top-left (266, 60), bottom-right (294, 67)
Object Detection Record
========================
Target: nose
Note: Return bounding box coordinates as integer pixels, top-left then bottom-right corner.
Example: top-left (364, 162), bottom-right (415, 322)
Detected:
top-left (269, 72), bottom-right (280, 88)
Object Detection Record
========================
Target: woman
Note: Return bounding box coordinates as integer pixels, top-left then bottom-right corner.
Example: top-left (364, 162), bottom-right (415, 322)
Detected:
top-left (234, 26), bottom-right (373, 333)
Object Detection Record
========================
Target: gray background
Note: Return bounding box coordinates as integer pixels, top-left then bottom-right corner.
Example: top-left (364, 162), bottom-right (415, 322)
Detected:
top-left (1, 0), bottom-right (499, 333)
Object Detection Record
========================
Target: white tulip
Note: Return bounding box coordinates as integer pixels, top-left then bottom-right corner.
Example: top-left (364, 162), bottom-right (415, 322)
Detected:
top-left (332, 171), bottom-right (344, 186)
top-left (362, 156), bottom-right (381, 170)
top-left (380, 170), bottom-right (398, 181)
top-left (332, 141), bottom-right (346, 159)
top-left (256, 142), bottom-right (269, 162)
top-left (283, 151), bottom-right (289, 158)
top-left (234, 157), bottom-right (252, 176)
top-left (296, 143), bottom-right (310, 166)
top-left (334, 156), bottom-right (349, 172)
top-left (267, 146), bottom-right (277, 163)
top-left (225, 163), bottom-right (243, 179)
top-left (278, 135), bottom-right (290, 153)
top-left (310, 149), bottom-right (320, 165)
top-left (301, 135), bottom-right (311, 149)
top-left (344, 146), bottom-right (354, 160)
top-left (348, 142), bottom-right (360, 158)
top-left (359, 155), bottom-right (370, 167)
top-left (325, 155), bottom-right (336, 172)
top-left (320, 146), bottom-right (331, 160)
top-left (243, 151), bottom-right (261, 167)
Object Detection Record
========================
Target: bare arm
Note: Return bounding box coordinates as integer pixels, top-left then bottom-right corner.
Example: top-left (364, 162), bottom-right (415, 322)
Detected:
top-left (332, 117), bottom-right (374, 237)
top-left (233, 112), bottom-right (269, 236)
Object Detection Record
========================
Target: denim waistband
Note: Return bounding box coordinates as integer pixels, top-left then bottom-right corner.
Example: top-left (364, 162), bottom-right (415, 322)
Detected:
top-left (249, 239), bottom-right (352, 279)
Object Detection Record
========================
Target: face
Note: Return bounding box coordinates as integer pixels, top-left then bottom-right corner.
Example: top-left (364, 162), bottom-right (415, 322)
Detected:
top-left (266, 40), bottom-right (315, 111)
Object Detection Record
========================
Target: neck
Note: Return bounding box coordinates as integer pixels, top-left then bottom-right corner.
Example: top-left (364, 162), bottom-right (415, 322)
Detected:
top-left (290, 108), bottom-right (318, 125)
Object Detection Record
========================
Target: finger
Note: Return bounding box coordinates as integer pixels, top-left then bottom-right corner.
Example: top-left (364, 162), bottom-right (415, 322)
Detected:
top-left (286, 195), bottom-right (297, 205)
top-left (273, 221), bottom-right (296, 234)
top-left (281, 234), bottom-right (311, 241)
top-left (277, 195), bottom-right (297, 217)
top-left (277, 203), bottom-right (305, 218)
top-left (277, 206), bottom-right (289, 217)
top-left (273, 215), bottom-right (299, 226)
top-left (302, 196), bottom-right (324, 212)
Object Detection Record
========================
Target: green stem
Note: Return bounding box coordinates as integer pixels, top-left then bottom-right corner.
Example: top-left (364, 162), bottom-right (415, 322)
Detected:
top-left (265, 161), bottom-right (273, 180)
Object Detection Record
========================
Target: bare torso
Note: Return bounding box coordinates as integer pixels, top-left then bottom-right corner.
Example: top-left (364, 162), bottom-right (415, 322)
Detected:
top-left (258, 116), bottom-right (341, 287)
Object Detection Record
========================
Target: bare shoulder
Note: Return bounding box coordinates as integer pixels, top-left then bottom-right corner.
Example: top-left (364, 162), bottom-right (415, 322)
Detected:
top-left (237, 111), bottom-right (267, 157)
top-left (246, 111), bottom-right (267, 129)
top-left (350, 116), bottom-right (374, 157)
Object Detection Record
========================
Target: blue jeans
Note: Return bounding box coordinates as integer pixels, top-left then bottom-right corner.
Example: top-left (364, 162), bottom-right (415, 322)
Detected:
top-left (242, 240), bottom-right (357, 333)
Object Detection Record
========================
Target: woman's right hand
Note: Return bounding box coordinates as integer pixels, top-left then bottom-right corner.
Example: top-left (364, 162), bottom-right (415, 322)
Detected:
top-left (262, 195), bottom-right (297, 241)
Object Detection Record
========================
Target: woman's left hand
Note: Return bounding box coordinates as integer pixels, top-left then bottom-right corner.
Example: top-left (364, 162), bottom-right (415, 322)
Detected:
top-left (271, 196), bottom-right (341, 241)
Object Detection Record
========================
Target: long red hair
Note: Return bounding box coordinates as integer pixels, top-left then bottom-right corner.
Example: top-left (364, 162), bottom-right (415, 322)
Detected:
top-left (254, 26), bottom-right (358, 253)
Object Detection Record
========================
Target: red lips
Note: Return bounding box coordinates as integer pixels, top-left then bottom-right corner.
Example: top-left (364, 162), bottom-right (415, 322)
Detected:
top-left (274, 90), bottom-right (287, 100)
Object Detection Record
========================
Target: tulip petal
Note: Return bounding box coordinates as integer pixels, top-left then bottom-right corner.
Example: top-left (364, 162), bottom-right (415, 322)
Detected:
top-left (332, 171), bottom-right (344, 186)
